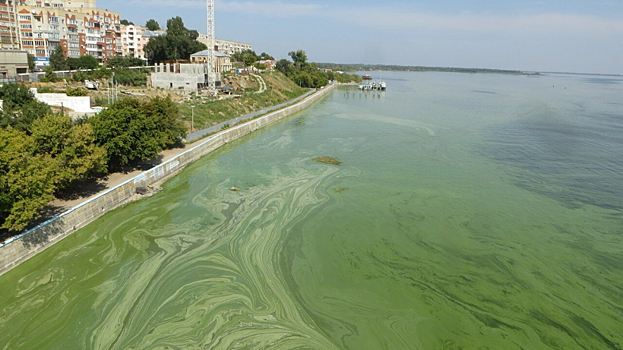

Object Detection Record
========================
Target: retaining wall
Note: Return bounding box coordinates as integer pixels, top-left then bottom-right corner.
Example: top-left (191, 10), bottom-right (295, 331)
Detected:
top-left (34, 93), bottom-right (93, 113)
top-left (0, 84), bottom-right (335, 277)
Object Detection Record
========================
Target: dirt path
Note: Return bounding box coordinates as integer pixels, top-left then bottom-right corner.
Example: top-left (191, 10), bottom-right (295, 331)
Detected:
top-left (50, 138), bottom-right (209, 211)
top-left (250, 73), bottom-right (267, 94)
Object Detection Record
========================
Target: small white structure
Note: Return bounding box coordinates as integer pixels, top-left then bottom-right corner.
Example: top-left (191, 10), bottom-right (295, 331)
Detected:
top-left (33, 91), bottom-right (94, 117)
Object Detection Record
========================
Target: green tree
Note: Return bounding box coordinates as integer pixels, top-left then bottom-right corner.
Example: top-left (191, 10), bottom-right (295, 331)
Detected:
top-left (232, 49), bottom-right (259, 66)
top-left (143, 96), bottom-right (185, 147)
top-left (78, 55), bottom-right (99, 69)
top-left (89, 98), bottom-right (183, 169)
top-left (27, 53), bottom-right (35, 71)
top-left (31, 114), bottom-right (107, 188)
top-left (143, 35), bottom-right (168, 63)
top-left (40, 66), bottom-right (59, 82)
top-left (288, 50), bottom-right (308, 70)
top-left (275, 59), bottom-right (293, 75)
top-left (0, 83), bottom-right (52, 132)
top-left (276, 49), bottom-right (333, 88)
top-left (144, 17), bottom-right (206, 63)
top-left (0, 127), bottom-right (57, 231)
top-left (89, 99), bottom-right (158, 168)
top-left (67, 57), bottom-right (80, 70)
top-left (120, 19), bottom-right (133, 25)
top-left (49, 45), bottom-right (68, 71)
top-left (145, 19), bottom-right (160, 31)
top-left (259, 52), bottom-right (274, 60)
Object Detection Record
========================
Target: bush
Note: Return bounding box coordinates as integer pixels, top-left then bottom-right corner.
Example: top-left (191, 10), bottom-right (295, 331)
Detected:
top-left (40, 66), bottom-right (59, 83)
top-left (37, 86), bottom-right (56, 93)
top-left (106, 56), bottom-right (145, 68)
top-left (0, 83), bottom-right (52, 132)
top-left (66, 87), bottom-right (89, 96)
top-left (113, 69), bottom-right (147, 86)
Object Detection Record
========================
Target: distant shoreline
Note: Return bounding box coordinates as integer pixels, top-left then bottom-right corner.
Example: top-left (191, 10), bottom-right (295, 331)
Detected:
top-left (319, 63), bottom-right (623, 78)
top-left (318, 63), bottom-right (532, 76)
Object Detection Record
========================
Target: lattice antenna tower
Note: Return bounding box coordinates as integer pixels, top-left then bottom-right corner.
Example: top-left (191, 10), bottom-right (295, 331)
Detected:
top-left (206, 0), bottom-right (216, 90)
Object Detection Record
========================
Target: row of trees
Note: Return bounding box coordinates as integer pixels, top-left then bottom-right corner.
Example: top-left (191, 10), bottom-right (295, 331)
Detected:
top-left (120, 18), bottom-right (160, 30)
top-left (48, 47), bottom-right (145, 72)
top-left (275, 50), bottom-right (362, 88)
top-left (231, 50), bottom-right (273, 67)
top-left (49, 46), bottom-right (100, 71)
top-left (0, 84), bottom-right (184, 233)
top-left (44, 52), bottom-right (148, 86)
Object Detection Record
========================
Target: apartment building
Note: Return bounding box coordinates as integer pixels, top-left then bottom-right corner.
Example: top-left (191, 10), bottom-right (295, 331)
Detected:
top-left (120, 24), bottom-right (164, 61)
top-left (0, 0), bottom-right (20, 49)
top-left (0, 0), bottom-right (119, 64)
top-left (197, 34), bottom-right (251, 56)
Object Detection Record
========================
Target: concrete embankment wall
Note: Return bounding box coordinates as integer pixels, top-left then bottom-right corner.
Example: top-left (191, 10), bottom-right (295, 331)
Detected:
top-left (0, 84), bottom-right (335, 277)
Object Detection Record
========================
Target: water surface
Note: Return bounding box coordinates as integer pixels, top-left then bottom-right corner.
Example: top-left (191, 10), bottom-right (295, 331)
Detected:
top-left (1, 72), bottom-right (622, 349)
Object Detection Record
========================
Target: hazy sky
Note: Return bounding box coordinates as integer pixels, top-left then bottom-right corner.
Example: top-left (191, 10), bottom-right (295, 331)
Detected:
top-left (102, 0), bottom-right (623, 74)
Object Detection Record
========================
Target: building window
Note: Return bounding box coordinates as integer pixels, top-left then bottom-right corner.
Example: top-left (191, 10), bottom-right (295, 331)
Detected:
top-left (18, 15), bottom-right (31, 20)
top-left (35, 40), bottom-right (45, 46)
top-left (22, 40), bottom-right (33, 46)
top-left (36, 49), bottom-right (45, 55)
top-left (20, 24), bottom-right (32, 29)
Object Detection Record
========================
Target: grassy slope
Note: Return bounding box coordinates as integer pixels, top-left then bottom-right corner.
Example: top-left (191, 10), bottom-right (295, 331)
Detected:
top-left (178, 71), bottom-right (307, 131)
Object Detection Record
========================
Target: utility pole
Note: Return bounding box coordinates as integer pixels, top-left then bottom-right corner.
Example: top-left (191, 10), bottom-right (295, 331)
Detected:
top-left (191, 105), bottom-right (195, 132)
top-left (206, 0), bottom-right (216, 91)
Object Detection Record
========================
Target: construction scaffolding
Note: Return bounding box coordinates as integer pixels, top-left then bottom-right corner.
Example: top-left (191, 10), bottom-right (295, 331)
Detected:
top-left (206, 0), bottom-right (216, 90)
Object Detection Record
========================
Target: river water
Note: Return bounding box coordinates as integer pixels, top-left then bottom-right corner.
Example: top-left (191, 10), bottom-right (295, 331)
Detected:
top-left (1, 72), bottom-right (622, 349)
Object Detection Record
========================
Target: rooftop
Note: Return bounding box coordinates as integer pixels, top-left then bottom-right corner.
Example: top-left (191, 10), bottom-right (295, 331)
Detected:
top-left (191, 49), bottom-right (230, 58)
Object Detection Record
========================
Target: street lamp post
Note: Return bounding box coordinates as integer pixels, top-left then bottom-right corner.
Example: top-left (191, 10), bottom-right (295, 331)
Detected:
top-left (191, 105), bottom-right (195, 132)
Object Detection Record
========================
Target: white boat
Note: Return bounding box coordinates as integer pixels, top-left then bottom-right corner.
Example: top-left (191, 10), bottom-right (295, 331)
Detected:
top-left (359, 74), bottom-right (387, 91)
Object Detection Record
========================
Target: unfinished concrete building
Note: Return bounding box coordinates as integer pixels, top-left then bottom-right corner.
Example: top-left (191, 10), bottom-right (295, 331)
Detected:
top-left (150, 62), bottom-right (221, 92)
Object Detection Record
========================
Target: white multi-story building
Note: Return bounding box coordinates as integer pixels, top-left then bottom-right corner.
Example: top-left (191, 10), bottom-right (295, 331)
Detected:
top-left (120, 24), bottom-right (164, 61)
top-left (197, 34), bottom-right (251, 56)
